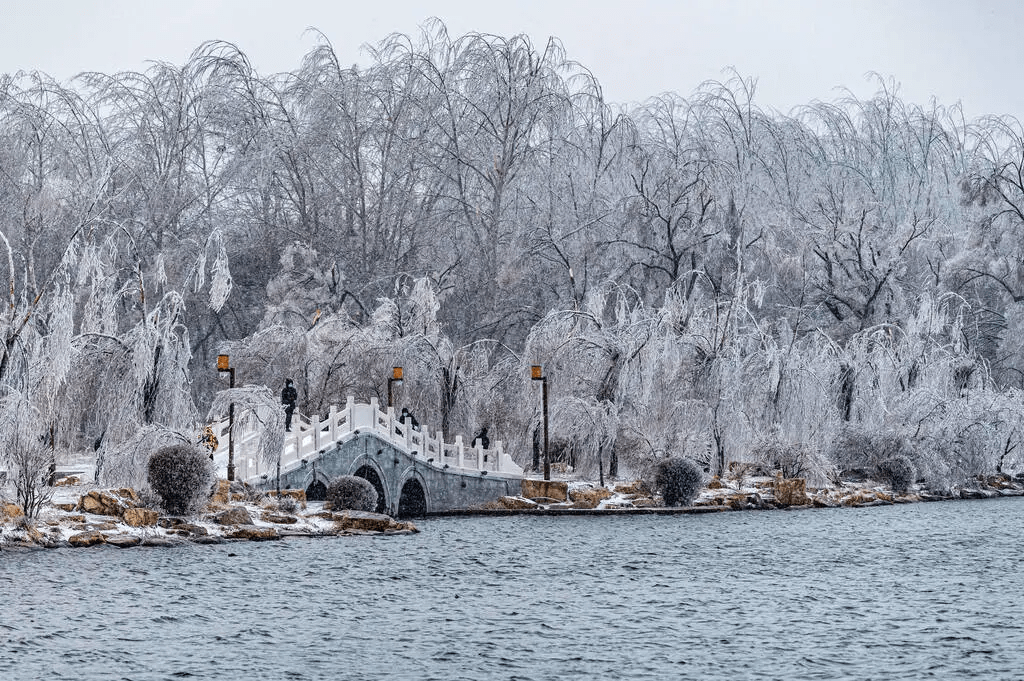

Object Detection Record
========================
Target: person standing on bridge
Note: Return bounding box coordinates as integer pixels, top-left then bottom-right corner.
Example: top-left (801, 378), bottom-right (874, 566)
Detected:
top-left (281, 378), bottom-right (298, 432)
top-left (473, 426), bottom-right (490, 450)
top-left (400, 407), bottom-right (420, 431)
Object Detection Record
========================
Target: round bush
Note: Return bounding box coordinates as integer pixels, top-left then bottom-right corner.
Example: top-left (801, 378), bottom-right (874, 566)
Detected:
top-left (876, 455), bottom-right (915, 493)
top-left (326, 475), bottom-right (378, 512)
top-left (653, 457), bottom-right (703, 507)
top-left (146, 444), bottom-right (215, 516)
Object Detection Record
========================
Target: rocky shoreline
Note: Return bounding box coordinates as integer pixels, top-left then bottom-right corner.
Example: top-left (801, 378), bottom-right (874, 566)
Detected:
top-left (470, 472), bottom-right (1024, 513)
top-left (3, 473), bottom-right (1023, 550)
top-left (0, 480), bottom-right (417, 551)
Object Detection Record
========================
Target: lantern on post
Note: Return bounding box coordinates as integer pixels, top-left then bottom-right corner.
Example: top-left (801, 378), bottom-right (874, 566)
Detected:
top-left (217, 354), bottom-right (236, 481)
top-left (531, 365), bottom-right (550, 481)
top-left (388, 366), bottom-right (403, 409)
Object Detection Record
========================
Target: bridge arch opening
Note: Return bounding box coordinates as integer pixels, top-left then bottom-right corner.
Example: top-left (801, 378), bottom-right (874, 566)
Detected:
top-left (306, 479), bottom-right (327, 501)
top-left (397, 478), bottom-right (427, 518)
top-left (354, 465), bottom-right (387, 514)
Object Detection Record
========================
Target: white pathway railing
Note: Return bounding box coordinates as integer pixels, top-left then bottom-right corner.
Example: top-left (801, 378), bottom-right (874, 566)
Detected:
top-left (211, 396), bottom-right (523, 482)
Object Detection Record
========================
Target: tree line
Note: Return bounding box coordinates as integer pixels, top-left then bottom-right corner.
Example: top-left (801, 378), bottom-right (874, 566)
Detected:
top-left (3, 20), bottom-right (1024, 490)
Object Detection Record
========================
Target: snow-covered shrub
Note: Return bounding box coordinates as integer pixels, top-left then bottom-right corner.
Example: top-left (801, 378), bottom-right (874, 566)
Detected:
top-left (10, 437), bottom-right (54, 520)
top-left (146, 445), bottom-right (214, 516)
top-left (831, 427), bottom-right (910, 477)
top-left (653, 457), bottom-right (703, 507)
top-left (876, 455), bottom-right (915, 493)
top-left (753, 441), bottom-right (811, 479)
top-left (326, 475), bottom-right (378, 512)
top-left (0, 394), bottom-right (55, 520)
top-left (232, 481), bottom-right (265, 504)
top-left (749, 437), bottom-right (837, 487)
top-left (275, 496), bottom-right (299, 514)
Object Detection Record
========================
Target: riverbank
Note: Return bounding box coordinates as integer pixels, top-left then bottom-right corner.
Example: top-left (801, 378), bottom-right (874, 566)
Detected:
top-left (465, 470), bottom-right (1024, 515)
top-left (3, 472), bottom-right (1023, 549)
top-left (0, 480), bottom-right (417, 550)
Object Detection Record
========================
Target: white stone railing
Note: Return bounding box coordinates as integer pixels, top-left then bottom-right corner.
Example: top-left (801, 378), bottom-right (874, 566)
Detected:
top-left (211, 396), bottom-right (523, 482)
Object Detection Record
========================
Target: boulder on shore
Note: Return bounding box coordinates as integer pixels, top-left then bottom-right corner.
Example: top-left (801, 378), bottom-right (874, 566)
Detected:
top-left (613, 480), bottom-right (651, 496)
top-left (261, 512), bottom-right (299, 524)
top-left (472, 496), bottom-right (538, 510)
top-left (569, 487), bottom-right (611, 509)
top-left (209, 480), bottom-right (231, 505)
top-left (330, 510), bottom-right (418, 534)
top-left (521, 479), bottom-right (568, 502)
top-left (77, 490), bottom-right (135, 517)
top-left (225, 525), bottom-right (280, 541)
top-left (122, 508), bottom-right (159, 527)
top-left (68, 530), bottom-right (106, 547)
top-left (106, 534), bottom-right (142, 548)
top-left (266, 489), bottom-right (307, 508)
top-left (213, 506), bottom-right (252, 526)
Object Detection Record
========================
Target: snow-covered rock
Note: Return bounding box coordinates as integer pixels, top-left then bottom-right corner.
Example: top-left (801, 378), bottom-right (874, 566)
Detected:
top-left (325, 510), bottom-right (417, 534)
top-left (213, 506), bottom-right (252, 525)
top-left (568, 486), bottom-right (611, 509)
top-left (122, 508), bottom-right (159, 527)
top-left (225, 525), bottom-right (280, 541)
top-left (521, 479), bottom-right (568, 501)
top-left (106, 534), bottom-right (142, 548)
top-left (68, 530), bottom-right (106, 547)
top-left (260, 512), bottom-right (298, 524)
top-left (77, 490), bottom-right (138, 517)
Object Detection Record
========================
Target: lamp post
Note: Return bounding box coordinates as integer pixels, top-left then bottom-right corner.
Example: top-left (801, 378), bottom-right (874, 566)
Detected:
top-left (531, 365), bottom-right (550, 481)
top-left (388, 366), bottom-right (403, 409)
top-left (217, 354), bottom-right (236, 482)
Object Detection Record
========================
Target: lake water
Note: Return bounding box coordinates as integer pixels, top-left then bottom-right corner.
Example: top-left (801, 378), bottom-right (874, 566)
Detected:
top-left (2, 498), bottom-right (1023, 680)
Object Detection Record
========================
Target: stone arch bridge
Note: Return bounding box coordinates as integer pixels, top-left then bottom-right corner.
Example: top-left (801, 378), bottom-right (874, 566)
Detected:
top-left (211, 397), bottom-right (523, 516)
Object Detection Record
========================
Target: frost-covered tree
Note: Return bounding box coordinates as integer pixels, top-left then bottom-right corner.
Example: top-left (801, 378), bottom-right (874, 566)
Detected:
top-left (207, 385), bottom-right (284, 472)
top-left (0, 391), bottom-right (53, 518)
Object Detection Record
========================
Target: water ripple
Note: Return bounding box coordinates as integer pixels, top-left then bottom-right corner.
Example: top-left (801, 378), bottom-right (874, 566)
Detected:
top-left (2, 498), bottom-right (1024, 679)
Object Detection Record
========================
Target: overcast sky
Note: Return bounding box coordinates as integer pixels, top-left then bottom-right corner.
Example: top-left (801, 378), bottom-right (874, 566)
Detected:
top-left (1, 0), bottom-right (1020, 120)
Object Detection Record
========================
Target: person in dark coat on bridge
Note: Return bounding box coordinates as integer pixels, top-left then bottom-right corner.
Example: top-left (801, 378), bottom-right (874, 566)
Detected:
top-left (473, 426), bottom-right (490, 450)
top-left (281, 378), bottom-right (298, 431)
top-left (400, 407), bottom-right (420, 431)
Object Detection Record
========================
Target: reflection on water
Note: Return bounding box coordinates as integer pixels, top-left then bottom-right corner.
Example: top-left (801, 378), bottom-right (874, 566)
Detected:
top-left (2, 498), bottom-right (1023, 680)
